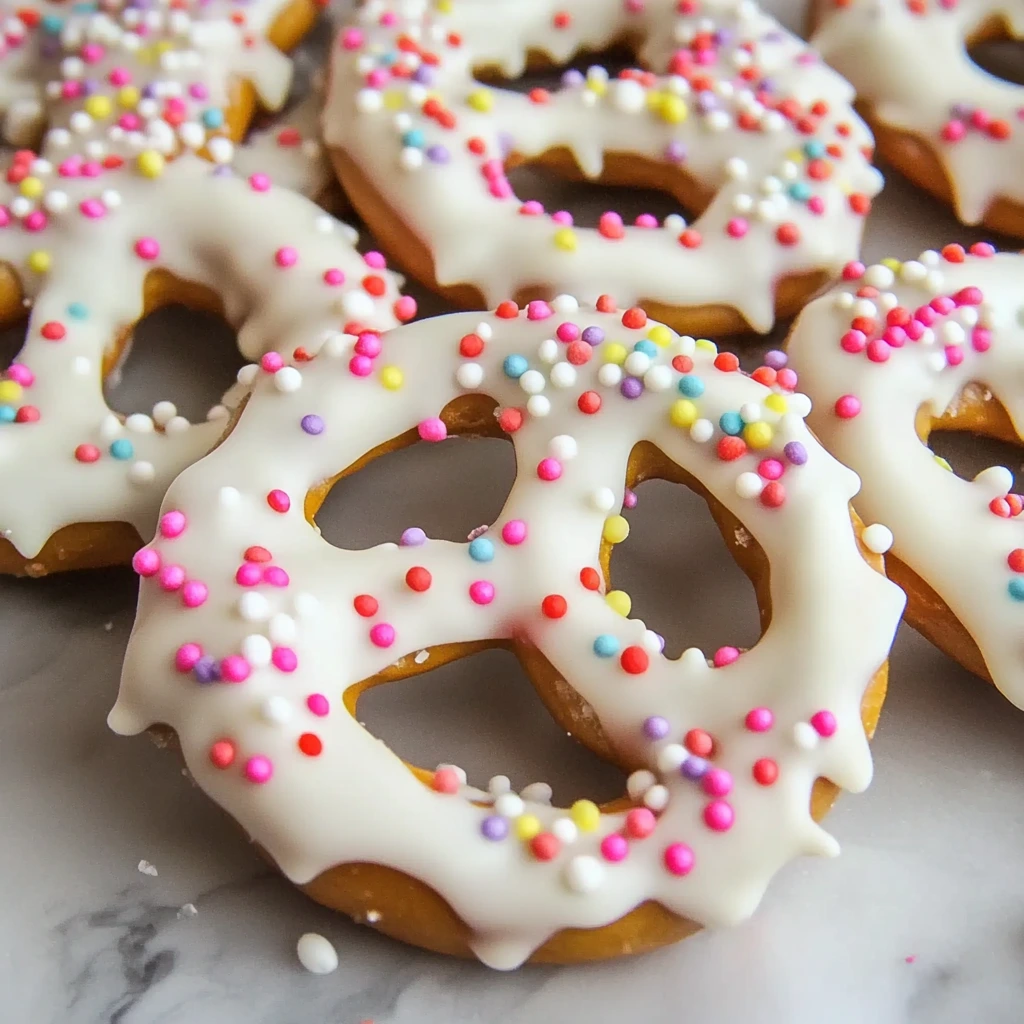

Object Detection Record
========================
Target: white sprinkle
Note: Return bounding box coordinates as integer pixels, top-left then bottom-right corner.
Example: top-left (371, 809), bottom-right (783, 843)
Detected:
top-left (863, 264), bottom-right (895, 289)
top-left (974, 465), bottom-right (1013, 493)
top-left (238, 593), bottom-right (270, 622)
top-left (735, 472), bottom-right (763, 499)
top-left (689, 418), bottom-right (713, 443)
top-left (455, 362), bottom-right (484, 389)
top-left (564, 855), bottom-right (605, 893)
top-left (237, 364), bottom-right (259, 386)
top-left (623, 351), bottom-right (651, 376)
top-left (793, 722), bottom-right (819, 750)
top-left (495, 793), bottom-right (524, 818)
top-left (475, 321), bottom-right (494, 340)
top-left (399, 147), bottom-right (424, 171)
top-left (125, 413), bottom-right (154, 433)
top-left (644, 365), bottom-right (673, 392)
top-left (519, 782), bottom-right (552, 803)
top-left (940, 321), bottom-right (965, 346)
top-left (261, 695), bottom-right (291, 724)
top-left (641, 629), bottom-right (662, 653)
top-left (597, 363), bottom-right (622, 387)
top-left (537, 338), bottom-right (559, 364)
top-left (519, 369), bottom-right (546, 395)
top-left (861, 524), bottom-right (894, 555)
top-left (152, 401), bottom-right (177, 426)
top-left (137, 860), bottom-right (158, 877)
top-left (274, 367), bottom-right (302, 393)
top-left (643, 784), bottom-right (670, 811)
top-left (296, 933), bottom-right (338, 975)
top-left (724, 156), bottom-right (748, 179)
top-left (548, 435), bottom-right (577, 460)
top-left (207, 136), bottom-right (234, 164)
top-left (680, 647), bottom-right (708, 670)
top-left (100, 414), bottom-right (122, 440)
top-left (356, 88), bottom-right (383, 113)
top-left (243, 634), bottom-right (272, 667)
top-left (164, 416), bottom-right (190, 435)
top-left (549, 361), bottom-right (576, 389)
top-left (656, 744), bottom-right (687, 772)
top-left (43, 190), bottom-right (69, 213)
top-left (269, 614), bottom-right (296, 645)
top-left (590, 487), bottom-right (616, 512)
top-left (551, 817), bottom-right (578, 844)
top-left (551, 295), bottom-right (579, 314)
top-left (787, 393), bottom-right (812, 419)
top-left (900, 261), bottom-right (927, 282)
top-left (218, 486), bottom-right (240, 506)
top-left (527, 395), bottom-right (551, 417)
top-left (739, 402), bottom-right (761, 424)
top-left (664, 213), bottom-right (687, 234)
top-left (128, 461), bottom-right (155, 485)
top-left (626, 769), bottom-right (656, 801)
top-left (341, 291), bottom-right (376, 321)
top-left (612, 78), bottom-right (646, 113)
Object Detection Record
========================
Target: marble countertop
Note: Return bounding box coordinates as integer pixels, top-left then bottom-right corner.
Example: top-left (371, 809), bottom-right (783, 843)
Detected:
top-left (4, 4), bottom-right (1024, 1022)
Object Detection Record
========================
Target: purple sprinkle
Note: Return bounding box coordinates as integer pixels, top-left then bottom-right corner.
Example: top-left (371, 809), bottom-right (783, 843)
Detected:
top-left (401, 527), bottom-right (427, 546)
top-left (759, 77), bottom-right (776, 94)
top-left (562, 69), bottom-right (585, 88)
top-left (784, 441), bottom-right (808, 466)
top-left (664, 140), bottom-right (687, 164)
top-left (696, 91), bottom-right (718, 115)
top-left (481, 815), bottom-right (509, 840)
top-left (142, 84), bottom-right (157, 100)
top-left (620, 377), bottom-right (644, 400)
top-left (300, 414), bottom-right (324, 435)
top-left (193, 655), bottom-right (220, 684)
top-left (764, 349), bottom-right (788, 370)
top-left (681, 756), bottom-right (708, 780)
top-left (426, 145), bottom-right (450, 164)
top-left (581, 326), bottom-right (605, 346)
top-left (413, 66), bottom-right (434, 86)
top-left (497, 131), bottom-right (515, 158)
top-left (950, 103), bottom-right (973, 120)
top-left (653, 632), bottom-right (666, 653)
top-left (212, 165), bottom-right (233, 178)
top-left (623, 488), bottom-right (637, 509)
top-left (643, 715), bottom-right (670, 740)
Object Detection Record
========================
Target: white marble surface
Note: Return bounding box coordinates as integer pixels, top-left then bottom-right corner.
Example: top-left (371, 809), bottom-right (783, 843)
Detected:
top-left (4, 4), bottom-right (1024, 1022)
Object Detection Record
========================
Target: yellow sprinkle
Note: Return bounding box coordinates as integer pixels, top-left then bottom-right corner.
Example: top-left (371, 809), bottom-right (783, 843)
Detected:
top-left (155, 40), bottom-right (172, 54)
top-left (645, 90), bottom-right (663, 113)
top-left (785, 148), bottom-right (804, 163)
top-left (136, 45), bottom-right (155, 65)
top-left (383, 89), bottom-right (405, 111)
top-left (118, 86), bottom-right (140, 109)
top-left (670, 398), bottom-right (698, 427)
top-left (586, 78), bottom-right (607, 97)
top-left (136, 149), bottom-right (165, 178)
top-left (380, 366), bottom-right (404, 390)
top-left (659, 95), bottom-right (687, 124)
top-left (553, 227), bottom-right (577, 251)
top-left (934, 454), bottom-right (953, 472)
top-left (84, 95), bottom-right (112, 120)
top-left (605, 590), bottom-right (631, 617)
top-left (743, 422), bottom-right (774, 449)
top-left (27, 250), bottom-right (51, 274)
top-left (602, 342), bottom-right (627, 366)
top-left (467, 88), bottom-right (494, 112)
top-left (602, 515), bottom-right (630, 545)
top-left (647, 324), bottom-right (673, 347)
top-left (19, 177), bottom-right (43, 199)
top-left (570, 799), bottom-right (601, 833)
top-left (695, 338), bottom-right (717, 353)
top-left (764, 393), bottom-right (788, 415)
top-left (514, 814), bottom-right (541, 841)
top-left (0, 380), bottom-right (23, 403)
top-left (881, 257), bottom-right (902, 272)
top-left (436, 0), bottom-right (453, 11)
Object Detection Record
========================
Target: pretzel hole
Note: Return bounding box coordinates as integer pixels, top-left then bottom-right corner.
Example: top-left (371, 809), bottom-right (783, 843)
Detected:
top-left (917, 384), bottom-right (1024, 487)
top-left (354, 645), bottom-right (628, 805)
top-left (966, 16), bottom-right (1024, 87)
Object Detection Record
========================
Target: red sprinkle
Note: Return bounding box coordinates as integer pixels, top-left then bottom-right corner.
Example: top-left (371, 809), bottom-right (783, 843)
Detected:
top-left (541, 594), bottom-right (567, 618)
top-left (620, 646), bottom-right (649, 674)
top-left (353, 594), bottom-right (379, 617)
top-left (405, 566), bottom-right (432, 592)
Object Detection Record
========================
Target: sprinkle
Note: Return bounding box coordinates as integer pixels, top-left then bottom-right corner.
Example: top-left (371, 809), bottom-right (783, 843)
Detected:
top-left (600, 833), bottom-right (629, 862)
top-left (663, 843), bottom-right (695, 876)
top-left (501, 520), bottom-right (527, 545)
top-left (469, 580), bottom-right (495, 605)
top-left (296, 933), bottom-right (338, 975)
top-left (369, 623), bottom-right (396, 648)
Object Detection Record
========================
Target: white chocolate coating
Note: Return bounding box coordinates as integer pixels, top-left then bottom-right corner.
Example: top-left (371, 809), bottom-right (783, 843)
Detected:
top-left (322, 0), bottom-right (883, 333)
top-left (786, 246), bottom-right (1024, 704)
top-left (812, 0), bottom-right (1024, 227)
top-left (110, 299), bottom-right (904, 969)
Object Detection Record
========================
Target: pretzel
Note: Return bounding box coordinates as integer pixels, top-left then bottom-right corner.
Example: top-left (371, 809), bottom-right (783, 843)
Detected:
top-left (787, 245), bottom-right (1024, 705)
top-left (321, 0), bottom-right (883, 336)
top-left (812, 0), bottom-right (1024, 237)
top-left (110, 297), bottom-right (904, 968)
top-left (0, 0), bottom-right (416, 576)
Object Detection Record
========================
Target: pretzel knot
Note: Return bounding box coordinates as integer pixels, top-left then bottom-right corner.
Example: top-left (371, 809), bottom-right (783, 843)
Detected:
top-left (0, 0), bottom-right (415, 574)
top-left (111, 297), bottom-right (904, 968)
top-left (324, 0), bottom-right (882, 334)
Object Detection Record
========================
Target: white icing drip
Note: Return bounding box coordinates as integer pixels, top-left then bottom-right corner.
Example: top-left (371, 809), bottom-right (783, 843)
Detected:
top-left (110, 303), bottom-right (904, 968)
top-left (813, 0), bottom-right (1024, 225)
top-left (787, 249), bottom-right (1024, 705)
top-left (322, 0), bottom-right (882, 332)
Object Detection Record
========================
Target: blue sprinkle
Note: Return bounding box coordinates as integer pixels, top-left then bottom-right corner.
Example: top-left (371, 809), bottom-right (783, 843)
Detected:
top-left (202, 108), bottom-right (225, 129)
top-left (677, 375), bottom-right (705, 398)
top-left (634, 340), bottom-right (658, 358)
top-left (719, 411), bottom-right (743, 436)
top-left (67, 301), bottom-right (89, 319)
top-left (109, 438), bottom-right (134, 460)
top-left (503, 354), bottom-right (528, 379)
top-left (1008, 579), bottom-right (1024, 601)
top-left (402, 129), bottom-right (426, 149)
top-left (468, 537), bottom-right (495, 562)
top-left (0, 406), bottom-right (16, 423)
top-left (593, 634), bottom-right (620, 658)
top-left (804, 141), bottom-right (826, 159)
top-left (788, 182), bottom-right (811, 202)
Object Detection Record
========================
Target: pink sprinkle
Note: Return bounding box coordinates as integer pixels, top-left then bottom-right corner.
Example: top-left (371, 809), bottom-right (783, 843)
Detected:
top-left (945, 345), bottom-right (964, 367)
top-left (469, 580), bottom-right (495, 605)
top-left (432, 767), bottom-right (461, 793)
top-left (526, 300), bottom-right (553, 321)
top-left (556, 321), bottom-right (580, 343)
top-left (263, 566), bottom-right (289, 587)
top-left (489, 179), bottom-right (512, 200)
top-left (599, 211), bottom-right (624, 238)
top-left (835, 394), bottom-right (862, 419)
top-left (702, 768), bottom-right (733, 797)
top-left (364, 251), bottom-right (386, 269)
top-left (366, 69), bottom-right (388, 89)
top-left (776, 368), bottom-right (797, 390)
top-left (134, 237), bottom-right (160, 260)
top-left (481, 159), bottom-right (504, 181)
top-left (537, 458), bottom-right (562, 481)
top-left (275, 246), bottom-right (298, 268)
top-left (883, 326), bottom-right (907, 348)
top-left (0, 207), bottom-right (9, 228)
top-left (713, 646), bottom-right (739, 667)
top-left (842, 261), bottom-right (866, 280)
top-left (7, 364), bottom-right (33, 386)
top-left (663, 842), bottom-right (694, 876)
top-left (323, 268), bottom-right (345, 286)
top-left (417, 417), bottom-right (447, 442)
top-left (394, 296), bottom-right (417, 321)
top-left (941, 120), bottom-right (966, 142)
top-left (349, 355), bottom-right (373, 377)
top-left (79, 198), bottom-right (106, 219)
top-left (955, 286), bottom-right (983, 306)
top-left (118, 114), bottom-right (141, 131)
top-left (244, 755), bottom-right (273, 783)
top-left (866, 338), bottom-right (891, 363)
top-left (108, 67), bottom-right (131, 86)
top-left (158, 564), bottom-right (186, 591)
top-left (24, 210), bottom-right (47, 231)
top-left (81, 42), bottom-right (104, 63)
top-left (306, 693), bottom-right (330, 716)
top-left (519, 200), bottom-right (544, 216)
top-left (132, 548), bottom-right (161, 577)
top-left (745, 707), bottom-right (774, 732)
top-left (370, 623), bottom-right (396, 648)
top-left (267, 489), bottom-right (290, 513)
top-left (355, 332), bottom-right (382, 358)
top-left (221, 655), bottom-right (251, 683)
top-left (501, 520), bottom-right (527, 545)
top-left (905, 319), bottom-right (926, 341)
top-left (159, 510), bottom-right (186, 538)
top-left (972, 327), bottom-right (992, 352)
top-left (915, 305), bottom-right (937, 326)
top-left (905, 955), bottom-right (917, 964)
top-left (807, 196), bottom-right (826, 215)
top-left (600, 833), bottom-right (629, 862)
top-left (341, 27), bottom-right (364, 49)
top-left (810, 710), bottom-right (837, 737)
top-left (703, 800), bottom-right (735, 832)
top-left (249, 173), bottom-right (271, 192)
top-left (271, 646), bottom-right (298, 672)
top-left (931, 296), bottom-right (955, 315)
top-left (726, 217), bottom-right (748, 238)
top-left (175, 643), bottom-right (203, 673)
top-left (551, 210), bottom-right (573, 226)
top-left (260, 352), bottom-right (284, 373)
top-left (236, 563), bottom-right (262, 587)
top-left (182, 580), bottom-right (208, 608)
top-left (624, 807), bottom-right (656, 839)
top-left (757, 458), bottom-right (784, 481)
top-left (634, 213), bottom-right (658, 228)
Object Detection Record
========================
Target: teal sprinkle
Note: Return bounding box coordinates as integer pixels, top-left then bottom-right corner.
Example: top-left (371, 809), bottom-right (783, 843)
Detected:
top-left (503, 354), bottom-right (528, 379)
top-left (379, 52), bottom-right (397, 66)
top-left (401, 129), bottom-right (426, 149)
top-left (0, 406), bottom-right (16, 424)
top-left (803, 141), bottom-right (826, 159)
top-left (42, 15), bottom-right (65, 32)
top-left (468, 537), bottom-right (495, 562)
top-left (109, 439), bottom-right (134, 460)
top-left (1009, 579), bottom-right (1024, 601)
top-left (719, 411), bottom-right (743, 436)
top-left (593, 634), bottom-right (620, 658)
top-left (202, 109), bottom-right (225, 129)
top-left (788, 182), bottom-right (811, 202)
top-left (634, 340), bottom-right (658, 357)
top-left (67, 302), bottom-right (89, 320)
top-left (677, 375), bottom-right (704, 398)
